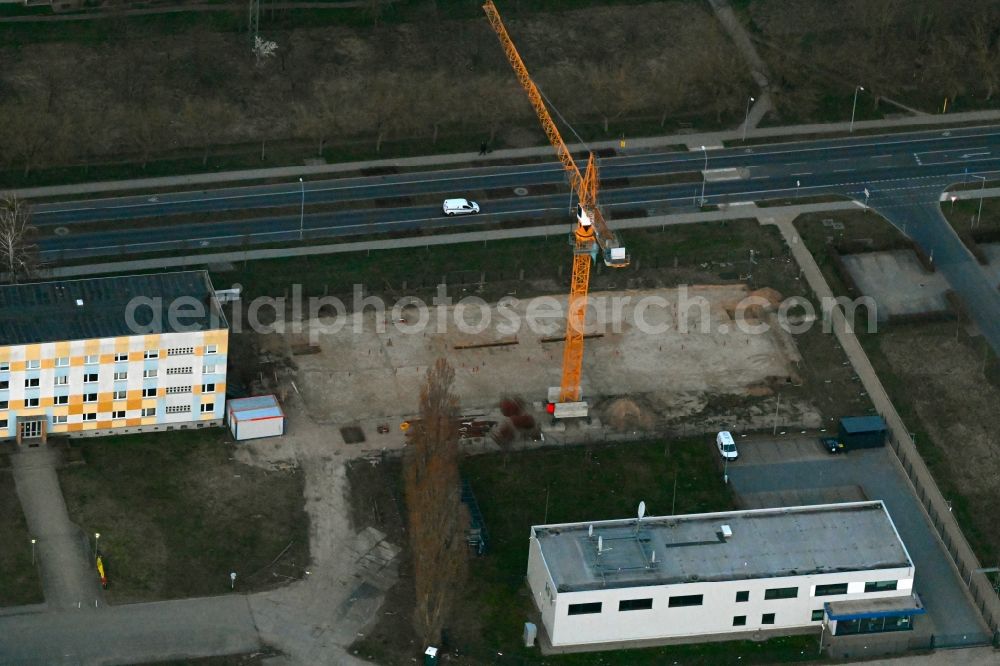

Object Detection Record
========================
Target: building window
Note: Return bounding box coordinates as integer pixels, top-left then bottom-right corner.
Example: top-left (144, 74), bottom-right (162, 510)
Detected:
top-left (84, 373), bottom-right (98, 383)
top-left (84, 393), bottom-right (97, 403)
top-left (144, 350), bottom-right (159, 359)
top-left (113, 390), bottom-right (127, 400)
top-left (0, 380), bottom-right (7, 390)
top-left (202, 383), bottom-right (215, 393)
top-left (0, 362), bottom-right (8, 372)
top-left (26, 397), bottom-right (39, 407)
top-left (0, 419), bottom-right (7, 428)
top-left (733, 615), bottom-right (747, 626)
top-left (166, 405), bottom-right (192, 414)
top-left (764, 587), bottom-right (798, 600)
top-left (167, 367), bottom-right (193, 375)
top-left (205, 345), bottom-right (218, 355)
top-left (168, 347), bottom-right (194, 356)
top-left (668, 595), bottom-right (703, 608)
top-left (200, 402), bottom-right (215, 413)
top-left (25, 378), bottom-right (40, 388)
top-left (142, 388), bottom-right (157, 398)
top-left (141, 407), bottom-right (156, 417)
top-left (0, 400), bottom-right (7, 409)
top-left (735, 590), bottom-right (750, 602)
top-left (114, 372), bottom-right (128, 381)
top-left (55, 376), bottom-right (68, 386)
top-left (762, 613), bottom-right (775, 625)
top-left (143, 369), bottom-right (158, 379)
top-left (203, 364), bottom-right (217, 374)
top-left (83, 412), bottom-right (97, 421)
top-left (815, 583), bottom-right (849, 597)
top-left (53, 415), bottom-right (67, 425)
top-left (114, 353), bottom-right (128, 362)
top-left (811, 609), bottom-right (825, 622)
top-left (112, 411), bottom-right (126, 419)
top-left (27, 359), bottom-right (40, 369)
top-left (54, 396), bottom-right (68, 405)
top-left (56, 357), bottom-right (70, 367)
top-left (618, 598), bottom-right (653, 612)
top-left (567, 602), bottom-right (602, 616)
top-left (84, 355), bottom-right (98, 365)
top-left (166, 386), bottom-right (191, 395)
top-left (864, 580), bottom-right (898, 593)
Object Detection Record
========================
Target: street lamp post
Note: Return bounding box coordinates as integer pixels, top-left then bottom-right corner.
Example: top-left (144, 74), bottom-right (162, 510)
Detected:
top-left (850, 85), bottom-right (864, 133)
top-left (700, 145), bottom-right (708, 206)
top-left (31, 538), bottom-right (36, 564)
top-left (94, 532), bottom-right (100, 559)
top-left (742, 96), bottom-right (755, 142)
top-left (298, 177), bottom-right (305, 242)
top-left (972, 175), bottom-right (987, 228)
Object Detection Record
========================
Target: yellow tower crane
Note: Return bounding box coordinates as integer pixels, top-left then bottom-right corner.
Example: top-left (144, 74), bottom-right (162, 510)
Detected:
top-left (482, 0), bottom-right (628, 417)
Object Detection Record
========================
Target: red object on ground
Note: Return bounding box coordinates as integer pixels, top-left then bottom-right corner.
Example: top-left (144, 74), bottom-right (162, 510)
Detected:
top-left (545, 402), bottom-right (556, 414)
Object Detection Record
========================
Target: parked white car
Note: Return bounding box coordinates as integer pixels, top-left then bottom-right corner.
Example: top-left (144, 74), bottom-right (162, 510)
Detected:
top-left (716, 430), bottom-right (739, 461)
top-left (442, 198), bottom-right (480, 216)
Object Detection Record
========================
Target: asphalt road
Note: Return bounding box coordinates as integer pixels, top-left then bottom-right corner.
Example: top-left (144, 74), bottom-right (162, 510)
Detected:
top-left (30, 123), bottom-right (1000, 357)
top-left (34, 125), bottom-right (1000, 260)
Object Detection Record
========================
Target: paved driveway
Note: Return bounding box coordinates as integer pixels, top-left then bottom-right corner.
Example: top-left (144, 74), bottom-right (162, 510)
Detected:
top-left (728, 440), bottom-right (989, 644)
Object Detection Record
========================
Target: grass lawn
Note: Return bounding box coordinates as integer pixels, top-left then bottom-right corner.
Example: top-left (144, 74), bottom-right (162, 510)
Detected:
top-left (0, 464), bottom-right (44, 606)
top-left (57, 428), bottom-right (308, 603)
top-left (350, 440), bottom-right (820, 665)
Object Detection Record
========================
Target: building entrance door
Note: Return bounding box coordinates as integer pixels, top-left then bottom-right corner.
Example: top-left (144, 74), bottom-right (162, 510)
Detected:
top-left (17, 419), bottom-right (46, 446)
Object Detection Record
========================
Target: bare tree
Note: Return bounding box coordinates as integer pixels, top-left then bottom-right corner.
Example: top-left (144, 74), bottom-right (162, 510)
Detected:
top-left (403, 358), bottom-right (468, 646)
top-left (0, 197), bottom-right (38, 284)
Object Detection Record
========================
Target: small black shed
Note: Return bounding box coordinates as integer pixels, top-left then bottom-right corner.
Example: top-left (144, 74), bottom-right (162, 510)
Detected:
top-left (838, 416), bottom-right (888, 450)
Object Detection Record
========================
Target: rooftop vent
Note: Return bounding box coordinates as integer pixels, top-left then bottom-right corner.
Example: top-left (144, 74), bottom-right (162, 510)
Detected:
top-left (721, 524), bottom-right (733, 540)
top-left (75, 299), bottom-right (84, 307)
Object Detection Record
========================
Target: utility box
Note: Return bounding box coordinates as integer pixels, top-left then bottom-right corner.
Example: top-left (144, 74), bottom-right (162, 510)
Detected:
top-left (227, 395), bottom-right (285, 441)
top-left (838, 416), bottom-right (887, 450)
top-left (524, 622), bottom-right (538, 647)
top-left (423, 646), bottom-right (438, 666)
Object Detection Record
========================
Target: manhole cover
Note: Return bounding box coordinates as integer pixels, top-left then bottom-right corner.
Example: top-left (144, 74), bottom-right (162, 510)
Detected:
top-left (513, 187), bottom-right (529, 196)
top-left (54, 226), bottom-right (70, 236)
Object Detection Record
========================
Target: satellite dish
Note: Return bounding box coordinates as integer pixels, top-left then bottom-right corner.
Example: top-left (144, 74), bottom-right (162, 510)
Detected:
top-left (598, 536), bottom-right (603, 553)
top-left (588, 524), bottom-right (593, 538)
top-left (638, 501), bottom-right (646, 520)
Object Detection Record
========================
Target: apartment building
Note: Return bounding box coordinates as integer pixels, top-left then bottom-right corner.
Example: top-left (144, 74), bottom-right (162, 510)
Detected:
top-left (0, 271), bottom-right (229, 442)
top-left (527, 501), bottom-right (923, 651)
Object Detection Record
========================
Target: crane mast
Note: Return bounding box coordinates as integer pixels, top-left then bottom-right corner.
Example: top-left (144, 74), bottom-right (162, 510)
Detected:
top-left (482, 0), bottom-right (628, 409)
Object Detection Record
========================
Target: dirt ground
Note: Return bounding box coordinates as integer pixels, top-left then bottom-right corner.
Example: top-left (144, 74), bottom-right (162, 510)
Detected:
top-left (260, 284), bottom-right (821, 443)
top-left (868, 322), bottom-right (1000, 565)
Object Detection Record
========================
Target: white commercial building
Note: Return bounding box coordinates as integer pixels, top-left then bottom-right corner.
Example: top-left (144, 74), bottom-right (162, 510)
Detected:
top-left (527, 501), bottom-right (923, 650)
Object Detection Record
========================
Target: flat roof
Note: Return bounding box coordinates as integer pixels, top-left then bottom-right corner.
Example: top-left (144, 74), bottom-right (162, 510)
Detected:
top-left (532, 502), bottom-right (912, 593)
top-left (229, 395), bottom-right (284, 421)
top-left (840, 416), bottom-right (887, 433)
top-left (0, 271), bottom-right (227, 346)
top-left (826, 594), bottom-right (925, 621)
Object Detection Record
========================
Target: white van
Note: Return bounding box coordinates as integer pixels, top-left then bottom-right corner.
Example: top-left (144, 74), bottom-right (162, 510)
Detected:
top-left (442, 198), bottom-right (480, 216)
top-left (716, 430), bottom-right (738, 461)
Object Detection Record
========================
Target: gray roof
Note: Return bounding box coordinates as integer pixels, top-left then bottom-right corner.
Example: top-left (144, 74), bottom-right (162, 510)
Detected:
top-left (533, 502), bottom-right (911, 593)
top-left (0, 271), bottom-right (227, 346)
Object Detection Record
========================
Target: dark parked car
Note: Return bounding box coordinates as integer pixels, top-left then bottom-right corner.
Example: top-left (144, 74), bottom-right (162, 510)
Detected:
top-left (821, 437), bottom-right (845, 454)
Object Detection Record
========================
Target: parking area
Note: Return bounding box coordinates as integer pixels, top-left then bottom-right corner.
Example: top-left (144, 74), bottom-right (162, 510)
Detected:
top-left (726, 437), bottom-right (990, 644)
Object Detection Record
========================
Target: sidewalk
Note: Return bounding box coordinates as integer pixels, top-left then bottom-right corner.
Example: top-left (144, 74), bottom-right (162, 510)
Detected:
top-left (6, 111), bottom-right (1000, 201)
top-left (10, 446), bottom-right (104, 610)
